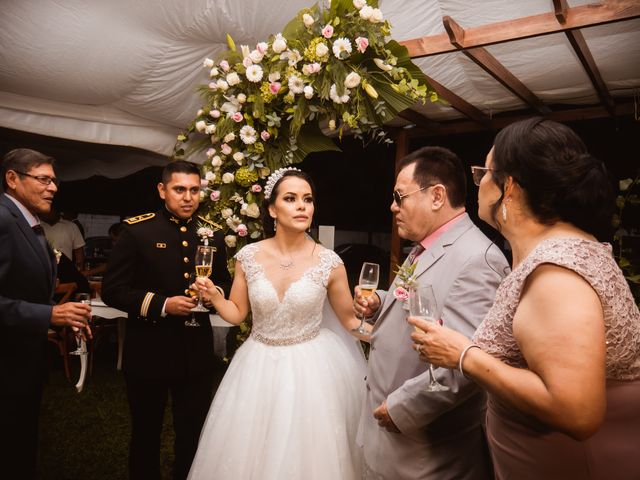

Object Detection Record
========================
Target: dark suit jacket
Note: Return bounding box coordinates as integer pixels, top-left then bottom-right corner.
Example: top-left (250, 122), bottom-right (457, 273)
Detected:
top-left (0, 193), bottom-right (56, 397)
top-left (102, 208), bottom-right (232, 380)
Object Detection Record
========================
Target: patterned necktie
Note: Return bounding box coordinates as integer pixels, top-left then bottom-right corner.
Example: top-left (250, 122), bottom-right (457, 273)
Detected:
top-left (406, 243), bottom-right (425, 264)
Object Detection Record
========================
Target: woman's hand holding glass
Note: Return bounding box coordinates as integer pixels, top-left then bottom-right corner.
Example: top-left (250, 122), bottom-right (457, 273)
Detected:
top-left (408, 317), bottom-right (475, 370)
top-left (353, 285), bottom-right (380, 319)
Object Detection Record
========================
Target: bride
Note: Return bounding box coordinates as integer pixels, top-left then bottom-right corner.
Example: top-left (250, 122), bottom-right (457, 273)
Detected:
top-left (188, 167), bottom-right (368, 479)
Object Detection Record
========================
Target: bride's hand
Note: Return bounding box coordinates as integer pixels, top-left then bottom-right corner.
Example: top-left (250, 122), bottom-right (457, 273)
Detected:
top-left (192, 277), bottom-right (223, 303)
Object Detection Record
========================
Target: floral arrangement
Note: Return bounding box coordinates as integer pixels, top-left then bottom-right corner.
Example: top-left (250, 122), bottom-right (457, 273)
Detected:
top-left (392, 261), bottom-right (417, 304)
top-left (174, 0), bottom-right (435, 267)
top-left (613, 175), bottom-right (640, 304)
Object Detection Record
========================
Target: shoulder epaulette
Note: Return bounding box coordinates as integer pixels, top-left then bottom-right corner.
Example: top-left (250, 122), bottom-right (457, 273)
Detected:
top-left (124, 213), bottom-right (155, 225)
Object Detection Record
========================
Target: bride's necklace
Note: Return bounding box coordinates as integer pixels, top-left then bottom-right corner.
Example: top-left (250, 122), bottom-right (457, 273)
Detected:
top-left (275, 238), bottom-right (309, 270)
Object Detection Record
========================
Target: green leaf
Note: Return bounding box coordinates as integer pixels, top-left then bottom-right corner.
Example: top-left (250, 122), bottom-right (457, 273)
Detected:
top-left (291, 122), bottom-right (341, 163)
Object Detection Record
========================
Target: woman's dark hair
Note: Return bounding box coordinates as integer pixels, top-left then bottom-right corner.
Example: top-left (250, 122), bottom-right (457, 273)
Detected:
top-left (262, 169), bottom-right (317, 237)
top-left (490, 117), bottom-right (614, 238)
top-left (397, 146), bottom-right (467, 208)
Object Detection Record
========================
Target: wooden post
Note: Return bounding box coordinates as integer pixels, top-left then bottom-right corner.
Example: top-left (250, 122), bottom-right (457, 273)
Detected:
top-left (389, 129), bottom-right (410, 284)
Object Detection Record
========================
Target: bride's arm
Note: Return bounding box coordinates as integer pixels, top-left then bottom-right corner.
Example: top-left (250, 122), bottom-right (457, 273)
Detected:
top-left (197, 262), bottom-right (250, 325)
top-left (327, 264), bottom-right (372, 341)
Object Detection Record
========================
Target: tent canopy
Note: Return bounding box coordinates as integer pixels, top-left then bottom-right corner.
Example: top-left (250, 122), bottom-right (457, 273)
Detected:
top-left (1, 0), bottom-right (638, 179)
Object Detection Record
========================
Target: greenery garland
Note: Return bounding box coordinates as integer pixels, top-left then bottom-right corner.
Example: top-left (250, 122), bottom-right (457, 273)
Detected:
top-left (173, 0), bottom-right (436, 268)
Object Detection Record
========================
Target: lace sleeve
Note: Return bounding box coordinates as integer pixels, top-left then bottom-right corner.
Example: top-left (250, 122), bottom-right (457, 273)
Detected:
top-left (309, 249), bottom-right (343, 288)
top-left (234, 244), bottom-right (260, 282)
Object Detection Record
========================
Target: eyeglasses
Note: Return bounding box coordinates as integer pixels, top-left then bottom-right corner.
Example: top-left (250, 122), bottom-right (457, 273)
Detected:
top-left (470, 166), bottom-right (497, 186)
top-left (392, 185), bottom-right (434, 206)
top-left (14, 171), bottom-right (60, 187)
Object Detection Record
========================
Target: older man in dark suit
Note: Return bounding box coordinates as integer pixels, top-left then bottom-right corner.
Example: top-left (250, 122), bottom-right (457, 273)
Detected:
top-left (0, 148), bottom-right (91, 479)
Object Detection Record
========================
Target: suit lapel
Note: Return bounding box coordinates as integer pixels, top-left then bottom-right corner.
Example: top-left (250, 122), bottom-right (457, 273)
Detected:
top-left (374, 214), bottom-right (474, 328)
top-left (1, 195), bottom-right (56, 290)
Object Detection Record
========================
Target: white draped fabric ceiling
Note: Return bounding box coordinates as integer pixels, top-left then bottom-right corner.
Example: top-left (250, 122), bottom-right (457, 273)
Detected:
top-left (0, 0), bottom-right (638, 179)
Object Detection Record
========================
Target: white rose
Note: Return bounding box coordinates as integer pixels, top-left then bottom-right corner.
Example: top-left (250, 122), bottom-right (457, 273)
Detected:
top-left (205, 171), bottom-right (215, 181)
top-left (268, 71), bottom-right (281, 82)
top-left (216, 79), bottom-right (229, 91)
top-left (203, 58), bottom-right (214, 68)
top-left (226, 72), bottom-right (241, 86)
top-left (344, 71), bottom-right (361, 88)
top-left (233, 152), bottom-right (245, 164)
top-left (210, 109), bottom-right (221, 118)
top-left (224, 235), bottom-right (237, 248)
top-left (223, 132), bottom-right (236, 143)
top-left (353, 0), bottom-right (366, 9)
top-left (221, 208), bottom-right (233, 219)
top-left (197, 109), bottom-right (204, 116)
top-left (249, 50), bottom-right (264, 64)
top-left (272, 33), bottom-right (287, 54)
top-left (195, 120), bottom-right (206, 132)
top-left (315, 43), bottom-right (329, 57)
top-left (371, 8), bottom-right (384, 23)
top-left (244, 203), bottom-right (261, 218)
top-left (303, 13), bottom-right (314, 27)
top-left (205, 124), bottom-right (216, 135)
top-left (303, 85), bottom-right (314, 99)
top-left (359, 5), bottom-right (373, 20)
top-left (222, 172), bottom-right (235, 184)
top-left (211, 155), bottom-right (222, 167)
top-left (209, 67), bottom-right (219, 77)
top-left (237, 93), bottom-right (247, 103)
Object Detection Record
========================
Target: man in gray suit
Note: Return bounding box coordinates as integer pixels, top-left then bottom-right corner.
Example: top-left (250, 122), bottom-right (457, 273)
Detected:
top-left (355, 146), bottom-right (509, 479)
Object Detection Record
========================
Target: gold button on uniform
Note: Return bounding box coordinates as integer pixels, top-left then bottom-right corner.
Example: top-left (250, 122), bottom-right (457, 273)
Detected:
top-left (183, 257), bottom-right (189, 263)
top-left (180, 226), bottom-right (187, 232)
top-left (182, 240), bottom-right (188, 247)
top-left (184, 272), bottom-right (190, 279)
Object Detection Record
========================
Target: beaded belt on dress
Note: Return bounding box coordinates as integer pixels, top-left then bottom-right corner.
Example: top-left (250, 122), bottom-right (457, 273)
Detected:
top-left (252, 328), bottom-right (320, 346)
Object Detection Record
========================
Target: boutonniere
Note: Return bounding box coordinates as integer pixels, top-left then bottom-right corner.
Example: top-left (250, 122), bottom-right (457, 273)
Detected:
top-left (393, 262), bottom-right (417, 303)
top-left (196, 216), bottom-right (223, 246)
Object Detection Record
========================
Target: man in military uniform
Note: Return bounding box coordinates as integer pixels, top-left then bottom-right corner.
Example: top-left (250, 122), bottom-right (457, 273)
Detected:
top-left (102, 160), bottom-right (231, 480)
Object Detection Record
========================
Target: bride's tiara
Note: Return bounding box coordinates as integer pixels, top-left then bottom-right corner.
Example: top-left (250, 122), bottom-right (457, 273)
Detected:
top-left (264, 167), bottom-right (301, 200)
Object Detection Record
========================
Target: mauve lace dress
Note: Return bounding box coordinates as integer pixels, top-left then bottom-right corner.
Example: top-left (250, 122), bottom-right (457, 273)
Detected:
top-left (474, 238), bottom-right (640, 480)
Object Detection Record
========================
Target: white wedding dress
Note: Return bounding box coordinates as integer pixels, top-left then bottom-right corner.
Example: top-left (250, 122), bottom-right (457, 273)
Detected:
top-left (188, 244), bottom-right (366, 480)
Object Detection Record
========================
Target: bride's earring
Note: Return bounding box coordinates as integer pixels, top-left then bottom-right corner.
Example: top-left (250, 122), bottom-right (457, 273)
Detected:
top-left (501, 203), bottom-right (507, 222)
top-left (273, 218), bottom-right (277, 232)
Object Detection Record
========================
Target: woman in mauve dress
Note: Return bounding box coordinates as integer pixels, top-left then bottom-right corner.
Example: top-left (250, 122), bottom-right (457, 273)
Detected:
top-left (410, 117), bottom-right (640, 480)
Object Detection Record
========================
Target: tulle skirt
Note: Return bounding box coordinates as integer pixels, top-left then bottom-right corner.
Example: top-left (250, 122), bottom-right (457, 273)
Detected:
top-left (188, 329), bottom-right (365, 479)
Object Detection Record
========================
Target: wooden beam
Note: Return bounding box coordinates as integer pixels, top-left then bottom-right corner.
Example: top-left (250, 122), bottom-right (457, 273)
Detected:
top-left (389, 129), bottom-right (409, 284)
top-left (401, 0), bottom-right (640, 59)
top-left (443, 16), bottom-right (551, 115)
top-left (405, 102), bottom-right (635, 138)
top-left (564, 29), bottom-right (616, 116)
top-left (424, 75), bottom-right (491, 127)
top-left (553, 0), bottom-right (570, 23)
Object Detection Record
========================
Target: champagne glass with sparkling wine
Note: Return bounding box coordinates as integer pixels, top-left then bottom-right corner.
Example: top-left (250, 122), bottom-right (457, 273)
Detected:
top-left (185, 273), bottom-right (201, 327)
top-left (352, 262), bottom-right (379, 334)
top-left (190, 245), bottom-right (214, 315)
top-left (408, 284), bottom-right (450, 392)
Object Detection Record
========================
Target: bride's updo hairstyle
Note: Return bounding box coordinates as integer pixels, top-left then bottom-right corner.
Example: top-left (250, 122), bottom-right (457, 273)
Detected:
top-left (490, 117), bottom-right (614, 239)
top-left (262, 167), bottom-right (317, 237)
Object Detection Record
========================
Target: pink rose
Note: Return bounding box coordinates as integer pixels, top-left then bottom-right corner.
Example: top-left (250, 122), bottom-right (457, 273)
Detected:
top-left (242, 57), bottom-right (253, 68)
top-left (321, 25), bottom-right (334, 38)
top-left (251, 184), bottom-right (262, 193)
top-left (256, 42), bottom-right (268, 55)
top-left (355, 36), bottom-right (369, 53)
top-left (221, 143), bottom-right (232, 155)
top-left (200, 179), bottom-right (209, 189)
top-left (210, 190), bottom-right (221, 201)
top-left (269, 82), bottom-right (281, 94)
top-left (231, 112), bottom-right (243, 123)
top-left (237, 224), bottom-right (248, 237)
top-left (205, 148), bottom-right (216, 158)
top-left (393, 287), bottom-right (409, 302)
top-left (260, 130), bottom-right (271, 141)
top-left (219, 60), bottom-right (230, 72)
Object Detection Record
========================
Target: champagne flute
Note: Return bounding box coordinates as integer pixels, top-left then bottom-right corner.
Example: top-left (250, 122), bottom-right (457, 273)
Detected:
top-left (352, 262), bottom-right (380, 334)
top-left (185, 273), bottom-right (201, 327)
top-left (191, 245), bottom-right (214, 313)
top-left (69, 292), bottom-right (91, 355)
top-left (408, 284), bottom-right (449, 392)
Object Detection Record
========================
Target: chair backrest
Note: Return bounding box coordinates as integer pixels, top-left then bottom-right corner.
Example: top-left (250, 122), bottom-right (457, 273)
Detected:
top-left (55, 282), bottom-right (77, 304)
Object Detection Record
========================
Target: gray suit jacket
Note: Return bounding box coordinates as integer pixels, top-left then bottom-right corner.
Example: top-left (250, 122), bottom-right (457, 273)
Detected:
top-left (358, 213), bottom-right (509, 480)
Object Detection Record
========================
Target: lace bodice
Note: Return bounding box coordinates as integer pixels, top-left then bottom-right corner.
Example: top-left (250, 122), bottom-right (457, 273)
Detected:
top-left (474, 237), bottom-right (640, 380)
top-left (235, 244), bottom-right (343, 345)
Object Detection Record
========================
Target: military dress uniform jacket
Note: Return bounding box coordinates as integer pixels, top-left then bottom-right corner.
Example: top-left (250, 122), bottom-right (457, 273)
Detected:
top-left (102, 209), bottom-right (231, 380)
